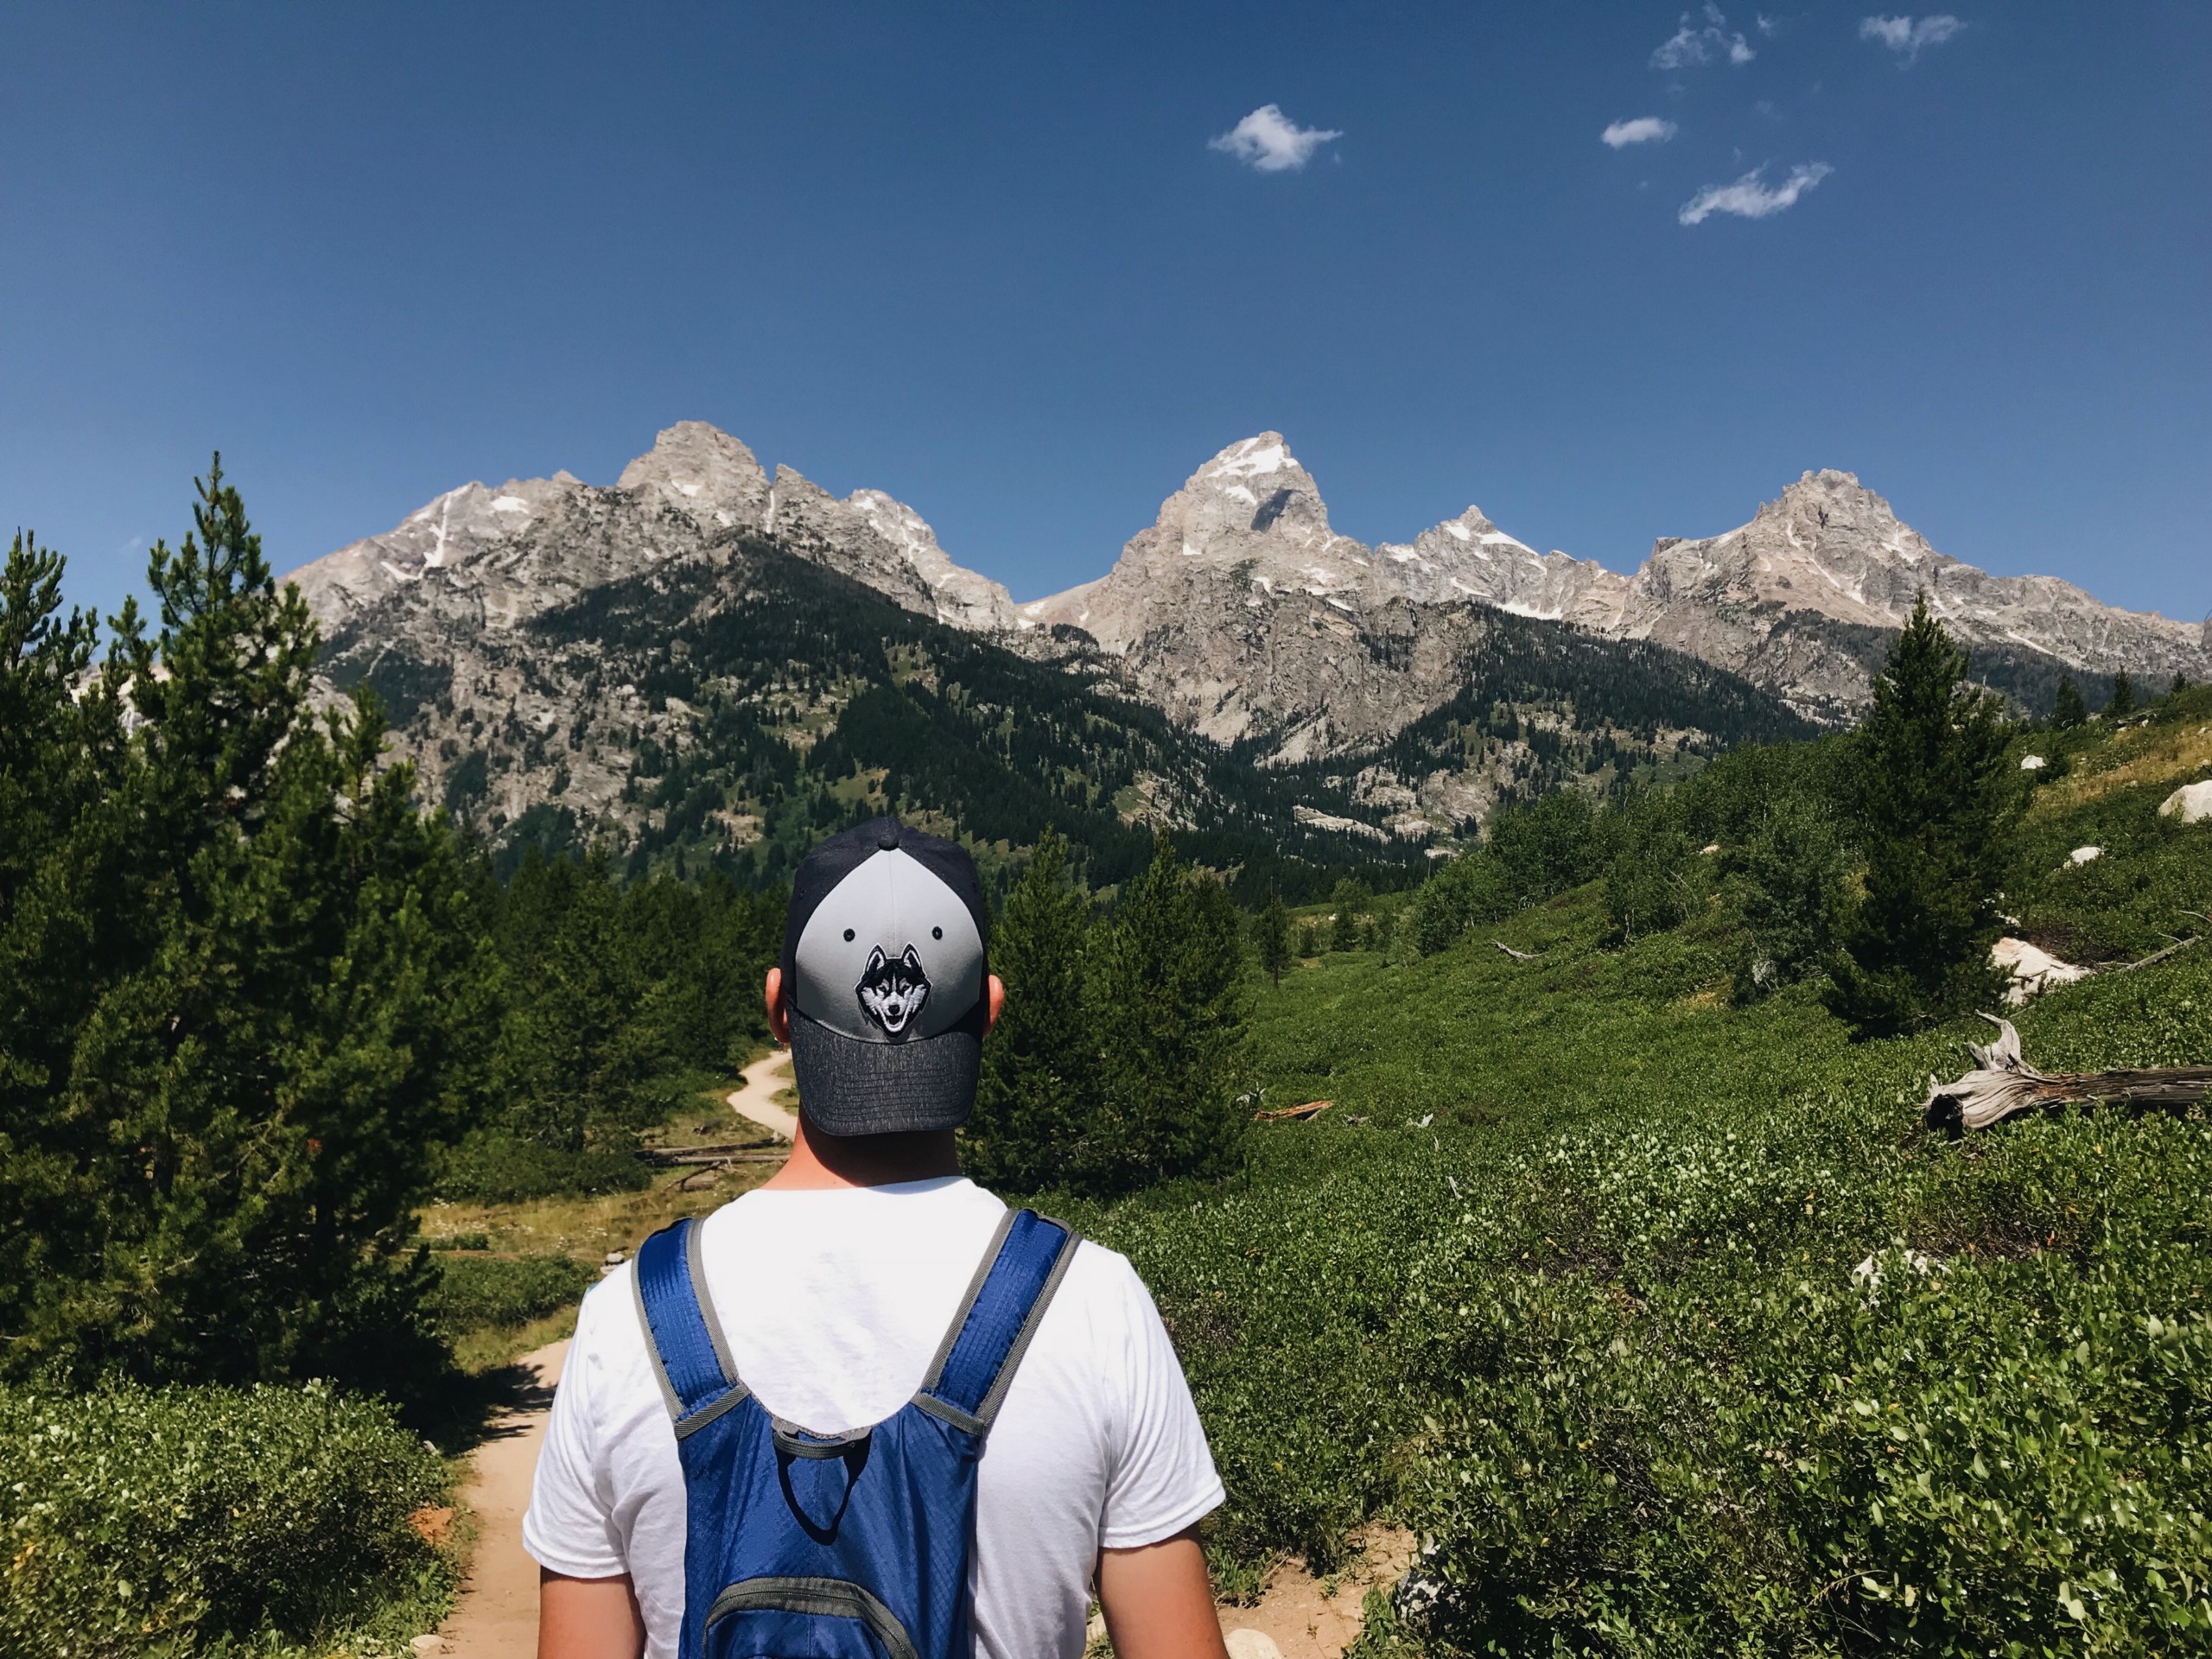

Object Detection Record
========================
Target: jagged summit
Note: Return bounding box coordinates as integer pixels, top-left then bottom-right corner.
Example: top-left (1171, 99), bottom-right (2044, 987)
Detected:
top-left (1019, 434), bottom-right (1371, 648)
top-left (1011, 435), bottom-right (2208, 739)
top-left (289, 422), bottom-right (1014, 636)
top-left (293, 422), bottom-right (2210, 806)
top-left (614, 421), bottom-right (772, 521)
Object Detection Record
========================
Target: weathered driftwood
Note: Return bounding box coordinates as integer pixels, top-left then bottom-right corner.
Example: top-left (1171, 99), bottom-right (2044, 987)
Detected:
top-left (1923, 1014), bottom-right (2212, 1135)
top-left (1255, 1099), bottom-right (1333, 1123)
top-left (1493, 942), bottom-right (1542, 962)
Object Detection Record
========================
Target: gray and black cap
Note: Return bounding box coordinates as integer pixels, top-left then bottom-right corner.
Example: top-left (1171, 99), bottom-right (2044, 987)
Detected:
top-left (780, 817), bottom-right (989, 1136)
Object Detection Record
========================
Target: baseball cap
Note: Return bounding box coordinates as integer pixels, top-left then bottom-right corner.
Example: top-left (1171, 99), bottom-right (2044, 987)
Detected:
top-left (779, 817), bottom-right (990, 1135)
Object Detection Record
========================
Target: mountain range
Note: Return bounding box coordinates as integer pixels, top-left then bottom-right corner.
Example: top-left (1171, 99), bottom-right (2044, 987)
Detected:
top-left (289, 423), bottom-right (2207, 881)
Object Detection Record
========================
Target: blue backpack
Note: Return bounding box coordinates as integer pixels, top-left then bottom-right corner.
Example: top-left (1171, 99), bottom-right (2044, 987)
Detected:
top-left (632, 1207), bottom-right (1080, 1659)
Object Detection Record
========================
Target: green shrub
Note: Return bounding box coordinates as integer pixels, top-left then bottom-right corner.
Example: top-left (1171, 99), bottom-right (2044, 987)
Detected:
top-left (1603, 796), bottom-right (1702, 944)
top-left (1112, 821), bottom-right (2212, 1649)
top-left (1725, 789), bottom-right (1851, 999)
top-left (1409, 853), bottom-right (1516, 956)
top-left (0, 1379), bottom-right (453, 1659)
top-left (423, 1252), bottom-right (596, 1335)
top-left (416, 1230), bottom-right (491, 1252)
top-left (432, 1132), bottom-right (652, 1204)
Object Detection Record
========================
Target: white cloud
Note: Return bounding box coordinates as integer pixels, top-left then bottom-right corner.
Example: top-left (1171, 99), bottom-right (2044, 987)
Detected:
top-left (1678, 161), bottom-right (1833, 224)
top-left (1653, 3), bottom-right (1756, 68)
top-left (1860, 15), bottom-right (1965, 62)
top-left (1602, 116), bottom-right (1679, 148)
top-left (1756, 11), bottom-right (1781, 35)
top-left (1208, 104), bottom-right (1343, 172)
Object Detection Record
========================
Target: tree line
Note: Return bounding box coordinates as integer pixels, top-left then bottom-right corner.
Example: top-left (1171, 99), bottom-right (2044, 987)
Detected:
top-left (0, 469), bottom-right (781, 1398)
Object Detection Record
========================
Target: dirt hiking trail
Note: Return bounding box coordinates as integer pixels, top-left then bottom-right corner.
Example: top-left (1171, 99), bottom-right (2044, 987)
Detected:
top-left (429, 1338), bottom-right (1405, 1659)
top-left (429, 1053), bottom-right (1402, 1658)
top-left (727, 1050), bottom-right (798, 1141)
top-left (429, 1339), bottom-right (567, 1659)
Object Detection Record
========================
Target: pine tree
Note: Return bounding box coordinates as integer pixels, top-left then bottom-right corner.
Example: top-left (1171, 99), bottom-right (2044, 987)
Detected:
top-left (1327, 877), bottom-right (1371, 952)
top-left (2107, 671), bottom-right (2137, 718)
top-left (0, 463), bottom-right (496, 1392)
top-left (1824, 596), bottom-right (2019, 1038)
top-left (963, 830), bottom-right (1096, 1192)
top-left (1255, 892), bottom-right (1292, 988)
top-left (1726, 791), bottom-right (1849, 1000)
top-left (1082, 835), bottom-right (1247, 1192)
top-left (2050, 673), bottom-right (2088, 729)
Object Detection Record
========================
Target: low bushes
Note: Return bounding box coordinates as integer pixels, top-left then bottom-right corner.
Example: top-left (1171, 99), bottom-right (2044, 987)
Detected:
top-left (1078, 896), bottom-right (2212, 1651)
top-left (432, 1131), bottom-right (652, 1205)
top-left (0, 1379), bottom-right (453, 1659)
top-left (424, 1251), bottom-right (597, 1336)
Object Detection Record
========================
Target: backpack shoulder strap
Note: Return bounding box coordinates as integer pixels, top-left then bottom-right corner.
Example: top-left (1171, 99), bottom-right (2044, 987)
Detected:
top-left (913, 1208), bottom-right (1081, 1435)
top-left (632, 1217), bottom-right (748, 1429)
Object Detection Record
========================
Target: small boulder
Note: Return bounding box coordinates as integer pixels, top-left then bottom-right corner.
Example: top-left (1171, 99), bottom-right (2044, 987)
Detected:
top-left (2068, 846), bottom-right (2102, 866)
top-left (1225, 1631), bottom-right (1286, 1659)
top-left (2020, 753), bottom-right (2046, 771)
top-left (2158, 780), bottom-right (2212, 823)
top-left (1993, 937), bottom-right (2090, 1005)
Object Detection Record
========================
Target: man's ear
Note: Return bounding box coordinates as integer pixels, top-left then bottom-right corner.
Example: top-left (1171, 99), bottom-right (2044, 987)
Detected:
top-left (985, 974), bottom-right (1004, 1036)
top-left (765, 966), bottom-right (791, 1046)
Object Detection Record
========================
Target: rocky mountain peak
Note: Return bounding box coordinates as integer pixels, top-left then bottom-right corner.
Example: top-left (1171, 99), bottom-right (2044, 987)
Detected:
top-left (289, 422), bottom-right (1016, 639)
top-left (1160, 434), bottom-right (1348, 570)
top-left (614, 422), bottom-right (771, 520)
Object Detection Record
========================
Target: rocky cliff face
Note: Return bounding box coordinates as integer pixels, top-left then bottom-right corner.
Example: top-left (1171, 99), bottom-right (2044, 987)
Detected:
top-left (295, 422), bottom-right (1014, 640)
top-left (1606, 470), bottom-right (2208, 719)
top-left (1014, 435), bottom-right (1538, 762)
top-left (1019, 450), bottom-right (2211, 735)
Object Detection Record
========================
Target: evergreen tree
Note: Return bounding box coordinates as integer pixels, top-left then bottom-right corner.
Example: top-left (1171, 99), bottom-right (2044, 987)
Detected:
top-left (1327, 876), bottom-right (1371, 952)
top-left (1605, 793), bottom-right (1700, 944)
top-left (1726, 791), bottom-right (1850, 1000)
top-left (963, 830), bottom-right (1095, 1192)
top-left (2106, 671), bottom-right (2137, 718)
top-left (2050, 673), bottom-right (2088, 730)
top-left (494, 848), bottom-right (657, 1148)
top-left (1824, 596), bottom-right (2019, 1038)
top-left (1082, 836), bottom-right (1248, 1192)
top-left (1295, 921), bottom-right (1319, 958)
top-left (1255, 892), bottom-right (1292, 988)
top-left (0, 463), bottom-right (497, 1391)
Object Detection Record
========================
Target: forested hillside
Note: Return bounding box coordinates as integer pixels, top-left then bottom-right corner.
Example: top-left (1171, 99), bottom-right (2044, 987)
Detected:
top-left (318, 527), bottom-right (1815, 899)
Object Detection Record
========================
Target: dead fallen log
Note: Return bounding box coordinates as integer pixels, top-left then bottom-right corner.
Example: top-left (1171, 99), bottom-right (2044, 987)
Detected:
top-left (638, 1142), bottom-right (785, 1166)
top-left (1255, 1099), bottom-right (1333, 1122)
top-left (1923, 1014), bottom-right (2212, 1135)
top-left (1493, 942), bottom-right (1542, 962)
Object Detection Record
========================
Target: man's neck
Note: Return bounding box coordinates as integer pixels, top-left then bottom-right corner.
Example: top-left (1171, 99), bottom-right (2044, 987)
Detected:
top-left (760, 1117), bottom-right (963, 1191)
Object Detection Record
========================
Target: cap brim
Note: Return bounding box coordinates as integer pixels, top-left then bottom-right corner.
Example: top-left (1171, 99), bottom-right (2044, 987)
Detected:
top-left (787, 1010), bottom-right (980, 1136)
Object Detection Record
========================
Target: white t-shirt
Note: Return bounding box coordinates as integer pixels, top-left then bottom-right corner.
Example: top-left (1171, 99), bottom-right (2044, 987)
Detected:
top-left (523, 1177), bottom-right (1224, 1659)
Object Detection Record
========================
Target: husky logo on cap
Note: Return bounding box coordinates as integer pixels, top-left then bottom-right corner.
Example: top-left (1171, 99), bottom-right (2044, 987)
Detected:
top-left (855, 944), bottom-right (931, 1036)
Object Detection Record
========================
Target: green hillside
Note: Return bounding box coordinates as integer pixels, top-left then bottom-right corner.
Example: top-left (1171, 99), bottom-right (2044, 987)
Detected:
top-left (1064, 687), bottom-right (2212, 1654)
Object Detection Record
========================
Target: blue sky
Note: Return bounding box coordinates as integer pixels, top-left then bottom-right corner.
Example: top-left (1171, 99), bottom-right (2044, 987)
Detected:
top-left (5, 2), bottom-right (2206, 626)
